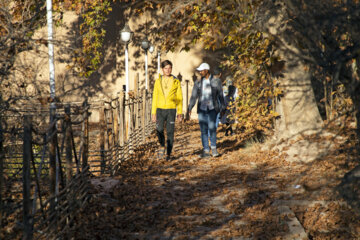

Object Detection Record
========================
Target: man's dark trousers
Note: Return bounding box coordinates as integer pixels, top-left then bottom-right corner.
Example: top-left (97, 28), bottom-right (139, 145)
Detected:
top-left (156, 108), bottom-right (176, 156)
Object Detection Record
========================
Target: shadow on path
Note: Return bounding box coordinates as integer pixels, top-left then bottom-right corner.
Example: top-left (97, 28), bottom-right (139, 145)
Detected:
top-left (70, 121), bottom-right (360, 240)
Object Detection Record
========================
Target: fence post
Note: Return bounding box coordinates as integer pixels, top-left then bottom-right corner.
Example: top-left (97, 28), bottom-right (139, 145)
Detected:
top-left (99, 98), bottom-right (106, 174)
top-left (135, 72), bottom-right (139, 97)
top-left (134, 73), bottom-right (140, 143)
top-left (130, 98), bottom-right (135, 135)
top-left (0, 118), bottom-right (3, 226)
top-left (82, 100), bottom-right (89, 170)
top-left (148, 92), bottom-right (152, 124)
top-left (186, 80), bottom-right (189, 111)
top-left (104, 101), bottom-right (110, 155)
top-left (122, 91), bottom-right (127, 143)
top-left (146, 91), bottom-right (150, 134)
top-left (137, 95), bottom-right (141, 134)
top-left (64, 105), bottom-right (73, 183)
top-left (49, 105), bottom-right (57, 213)
top-left (117, 92), bottom-right (122, 147)
top-left (110, 95), bottom-right (116, 147)
top-left (105, 103), bottom-right (112, 149)
top-left (134, 96), bottom-right (138, 132)
top-left (113, 95), bottom-right (119, 145)
top-left (23, 115), bottom-right (33, 239)
top-left (138, 93), bottom-right (143, 135)
top-left (118, 92), bottom-right (123, 146)
top-left (142, 88), bottom-right (146, 142)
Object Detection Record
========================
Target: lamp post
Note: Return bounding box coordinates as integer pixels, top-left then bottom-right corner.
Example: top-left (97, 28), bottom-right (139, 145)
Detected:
top-left (120, 23), bottom-right (133, 141)
top-left (120, 23), bottom-right (133, 94)
top-left (141, 37), bottom-right (151, 90)
top-left (46, 0), bottom-right (59, 219)
top-left (157, 50), bottom-right (161, 74)
top-left (148, 44), bottom-right (155, 87)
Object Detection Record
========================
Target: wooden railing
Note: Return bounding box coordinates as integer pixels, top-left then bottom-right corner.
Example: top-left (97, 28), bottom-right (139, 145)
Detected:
top-left (0, 89), bottom-right (155, 239)
top-left (0, 101), bottom-right (91, 239)
top-left (95, 88), bottom-right (155, 175)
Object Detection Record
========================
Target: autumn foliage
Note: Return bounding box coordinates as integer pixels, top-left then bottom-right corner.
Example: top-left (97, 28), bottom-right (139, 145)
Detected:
top-left (142, 0), bottom-right (280, 140)
top-left (52, 0), bottom-right (112, 77)
top-left (2, 0), bottom-right (359, 142)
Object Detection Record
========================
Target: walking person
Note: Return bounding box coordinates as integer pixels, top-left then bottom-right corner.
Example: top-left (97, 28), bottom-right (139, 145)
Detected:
top-left (208, 67), bottom-right (222, 138)
top-left (152, 60), bottom-right (183, 160)
top-left (225, 75), bottom-right (238, 99)
top-left (221, 85), bottom-right (236, 136)
top-left (187, 62), bottom-right (225, 158)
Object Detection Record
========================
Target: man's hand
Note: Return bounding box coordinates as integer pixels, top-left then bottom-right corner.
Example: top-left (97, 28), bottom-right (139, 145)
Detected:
top-left (152, 114), bottom-right (156, 123)
top-left (177, 114), bottom-right (184, 122)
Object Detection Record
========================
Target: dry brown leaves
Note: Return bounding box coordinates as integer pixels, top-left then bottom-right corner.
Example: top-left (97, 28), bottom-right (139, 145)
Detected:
top-left (70, 120), bottom-right (359, 239)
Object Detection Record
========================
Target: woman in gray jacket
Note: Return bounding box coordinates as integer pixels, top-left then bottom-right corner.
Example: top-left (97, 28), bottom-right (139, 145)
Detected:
top-left (187, 63), bottom-right (225, 157)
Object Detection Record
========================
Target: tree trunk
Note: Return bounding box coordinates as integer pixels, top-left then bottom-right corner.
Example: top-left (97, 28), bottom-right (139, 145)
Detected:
top-left (274, 46), bottom-right (323, 140)
top-left (265, 7), bottom-right (323, 141)
top-left (350, 87), bottom-right (360, 156)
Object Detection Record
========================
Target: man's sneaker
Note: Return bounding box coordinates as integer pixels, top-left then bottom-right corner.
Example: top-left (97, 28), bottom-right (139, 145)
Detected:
top-left (157, 147), bottom-right (166, 159)
top-left (199, 151), bottom-right (211, 158)
top-left (211, 147), bottom-right (220, 157)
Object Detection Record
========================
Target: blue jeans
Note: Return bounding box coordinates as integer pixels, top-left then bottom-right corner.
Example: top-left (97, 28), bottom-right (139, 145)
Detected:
top-left (208, 112), bottom-right (220, 137)
top-left (198, 109), bottom-right (217, 151)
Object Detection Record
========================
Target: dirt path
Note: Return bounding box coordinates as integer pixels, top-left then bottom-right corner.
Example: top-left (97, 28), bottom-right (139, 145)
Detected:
top-left (71, 121), bottom-right (359, 240)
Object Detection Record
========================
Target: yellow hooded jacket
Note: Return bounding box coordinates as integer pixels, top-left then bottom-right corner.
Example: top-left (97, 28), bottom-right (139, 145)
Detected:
top-left (151, 74), bottom-right (183, 115)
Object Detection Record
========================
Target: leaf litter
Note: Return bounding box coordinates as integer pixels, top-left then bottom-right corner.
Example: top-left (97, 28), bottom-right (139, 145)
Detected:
top-left (70, 120), bottom-right (360, 240)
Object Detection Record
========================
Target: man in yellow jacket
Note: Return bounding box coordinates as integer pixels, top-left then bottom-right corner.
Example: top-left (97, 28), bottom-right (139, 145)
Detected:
top-left (152, 60), bottom-right (183, 160)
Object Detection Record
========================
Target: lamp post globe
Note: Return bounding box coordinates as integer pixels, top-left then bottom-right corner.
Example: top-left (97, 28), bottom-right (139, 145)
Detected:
top-left (120, 24), bottom-right (133, 43)
top-left (141, 37), bottom-right (150, 51)
top-left (149, 44), bottom-right (155, 54)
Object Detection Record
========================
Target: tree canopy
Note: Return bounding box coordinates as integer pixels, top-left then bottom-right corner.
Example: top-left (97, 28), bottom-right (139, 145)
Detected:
top-left (131, 0), bottom-right (360, 141)
top-left (1, 0), bottom-right (360, 143)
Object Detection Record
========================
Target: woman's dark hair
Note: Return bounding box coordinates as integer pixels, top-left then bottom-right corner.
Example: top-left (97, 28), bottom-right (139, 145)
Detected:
top-left (161, 60), bottom-right (173, 68)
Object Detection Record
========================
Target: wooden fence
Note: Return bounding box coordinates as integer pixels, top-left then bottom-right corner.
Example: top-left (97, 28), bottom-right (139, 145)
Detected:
top-left (97, 88), bottom-right (155, 175)
top-left (0, 89), bottom-right (155, 239)
top-left (0, 101), bottom-right (91, 239)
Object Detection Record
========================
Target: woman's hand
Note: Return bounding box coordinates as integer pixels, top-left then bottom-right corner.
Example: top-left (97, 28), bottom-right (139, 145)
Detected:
top-left (152, 114), bottom-right (156, 123)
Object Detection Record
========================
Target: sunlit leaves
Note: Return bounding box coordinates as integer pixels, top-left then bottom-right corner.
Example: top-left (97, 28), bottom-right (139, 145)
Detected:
top-left (3, 0), bottom-right (114, 77)
top-left (143, 0), bottom-right (278, 138)
top-left (144, 0), bottom-right (278, 139)
top-left (52, 0), bottom-right (112, 77)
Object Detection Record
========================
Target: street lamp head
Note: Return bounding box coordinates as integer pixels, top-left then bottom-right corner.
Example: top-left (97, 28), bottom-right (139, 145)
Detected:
top-left (120, 23), bottom-right (133, 43)
top-left (141, 37), bottom-right (150, 51)
top-left (149, 44), bottom-right (155, 53)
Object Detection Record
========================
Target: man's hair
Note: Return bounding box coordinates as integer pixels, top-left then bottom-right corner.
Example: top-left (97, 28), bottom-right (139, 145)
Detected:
top-left (213, 67), bottom-right (222, 75)
top-left (161, 60), bottom-right (173, 68)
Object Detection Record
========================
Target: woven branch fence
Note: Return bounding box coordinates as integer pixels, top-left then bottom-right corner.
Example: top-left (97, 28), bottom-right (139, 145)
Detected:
top-left (0, 88), bottom-right (155, 239)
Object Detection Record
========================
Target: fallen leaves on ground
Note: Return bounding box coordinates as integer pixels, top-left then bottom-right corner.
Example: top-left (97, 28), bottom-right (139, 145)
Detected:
top-left (70, 120), bottom-right (360, 240)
